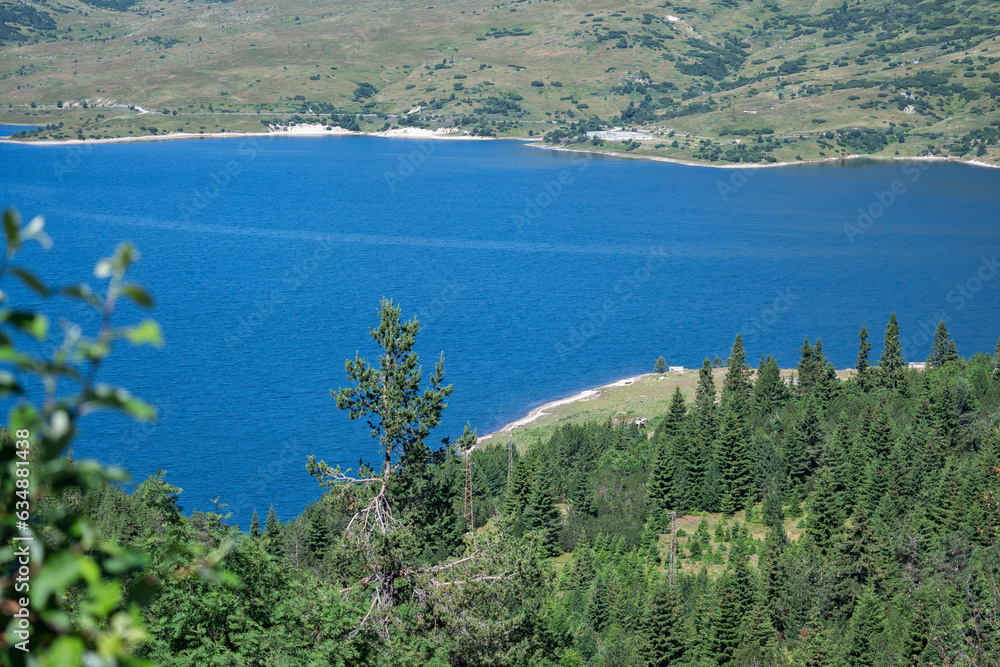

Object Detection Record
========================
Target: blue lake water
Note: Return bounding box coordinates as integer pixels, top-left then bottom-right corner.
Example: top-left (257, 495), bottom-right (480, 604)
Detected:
top-left (2, 133), bottom-right (999, 524)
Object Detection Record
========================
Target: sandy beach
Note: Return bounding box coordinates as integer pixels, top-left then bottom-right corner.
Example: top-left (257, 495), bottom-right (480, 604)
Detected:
top-left (4, 123), bottom-right (994, 169)
top-left (476, 373), bottom-right (650, 444)
top-left (0, 123), bottom-right (506, 147)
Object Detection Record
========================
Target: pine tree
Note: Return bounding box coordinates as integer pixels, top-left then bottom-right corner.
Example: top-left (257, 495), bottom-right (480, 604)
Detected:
top-left (856, 323), bottom-right (872, 392)
top-left (927, 320), bottom-right (959, 369)
top-left (718, 410), bottom-right (752, 516)
top-left (249, 509), bottom-right (261, 538)
top-left (644, 587), bottom-right (689, 666)
top-left (877, 312), bottom-right (907, 392)
top-left (900, 608), bottom-right (929, 667)
top-left (654, 356), bottom-right (667, 373)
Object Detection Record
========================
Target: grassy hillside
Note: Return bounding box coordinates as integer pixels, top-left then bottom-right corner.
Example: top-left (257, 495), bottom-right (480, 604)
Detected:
top-left (2, 0), bottom-right (999, 165)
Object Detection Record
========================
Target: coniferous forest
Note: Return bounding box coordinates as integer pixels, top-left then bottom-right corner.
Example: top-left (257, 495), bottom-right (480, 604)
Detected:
top-left (1, 211), bottom-right (999, 666)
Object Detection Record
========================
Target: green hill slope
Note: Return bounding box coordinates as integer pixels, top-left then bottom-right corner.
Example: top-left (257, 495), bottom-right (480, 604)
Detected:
top-left (2, 0), bottom-right (999, 164)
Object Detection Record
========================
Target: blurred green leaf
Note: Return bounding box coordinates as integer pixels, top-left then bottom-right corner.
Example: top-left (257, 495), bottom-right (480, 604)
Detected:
top-left (104, 551), bottom-right (148, 576)
top-left (121, 283), bottom-right (154, 309)
top-left (0, 370), bottom-right (21, 397)
top-left (1, 309), bottom-right (49, 341)
top-left (8, 403), bottom-right (40, 441)
top-left (84, 385), bottom-right (157, 422)
top-left (31, 550), bottom-right (83, 604)
top-left (9, 266), bottom-right (49, 297)
top-left (3, 208), bottom-right (21, 255)
top-left (62, 283), bottom-right (103, 309)
top-left (124, 320), bottom-right (163, 348)
top-left (47, 636), bottom-right (85, 665)
top-left (83, 579), bottom-right (122, 616)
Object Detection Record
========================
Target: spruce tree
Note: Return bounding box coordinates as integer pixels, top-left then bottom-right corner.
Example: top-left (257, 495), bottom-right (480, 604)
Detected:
top-left (734, 601), bottom-right (784, 667)
top-left (751, 355), bottom-right (788, 422)
top-left (587, 571), bottom-right (611, 632)
top-left (856, 323), bottom-right (872, 392)
top-left (647, 442), bottom-right (676, 513)
top-left (662, 386), bottom-right (687, 439)
top-left (572, 474), bottom-right (596, 518)
top-left (264, 504), bottom-right (281, 556)
top-left (838, 586), bottom-right (885, 667)
top-left (249, 509), bottom-right (261, 538)
top-left (717, 410), bottom-right (752, 516)
top-left (696, 357), bottom-right (717, 414)
top-left (702, 460), bottom-right (722, 513)
top-left (803, 466), bottom-right (843, 555)
top-left (524, 477), bottom-right (561, 557)
top-left (759, 524), bottom-right (791, 636)
top-left (695, 359), bottom-right (718, 508)
top-left (723, 334), bottom-right (753, 406)
top-left (785, 399), bottom-right (821, 496)
top-left (644, 587), bottom-right (689, 666)
top-left (877, 312), bottom-right (907, 392)
top-left (503, 457), bottom-right (533, 522)
top-left (763, 483), bottom-right (785, 530)
top-left (795, 607), bottom-right (831, 667)
top-left (726, 522), bottom-right (757, 613)
top-left (654, 356), bottom-right (667, 373)
top-left (682, 418), bottom-right (706, 508)
top-left (816, 361), bottom-right (840, 408)
top-left (797, 338), bottom-right (821, 395)
top-left (710, 573), bottom-right (746, 666)
top-left (826, 509), bottom-right (882, 622)
top-left (307, 503), bottom-right (329, 557)
top-left (927, 320), bottom-right (959, 369)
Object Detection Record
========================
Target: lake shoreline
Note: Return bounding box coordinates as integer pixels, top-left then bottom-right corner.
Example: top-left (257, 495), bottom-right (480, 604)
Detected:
top-left (475, 372), bottom-right (653, 445)
top-left (532, 142), bottom-right (1000, 170)
top-left (4, 125), bottom-right (997, 170)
